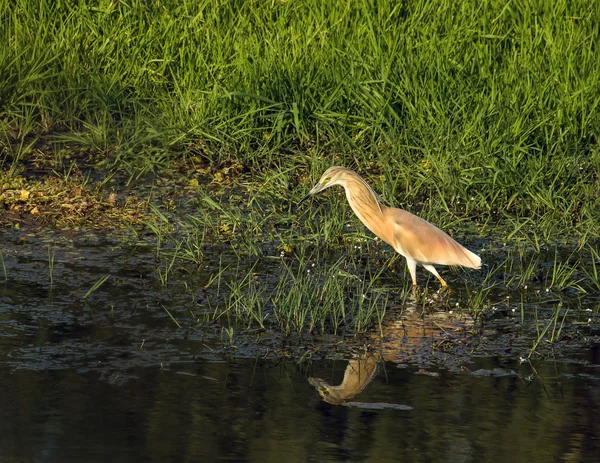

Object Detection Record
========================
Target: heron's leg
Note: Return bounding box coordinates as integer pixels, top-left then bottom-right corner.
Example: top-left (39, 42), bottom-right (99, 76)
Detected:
top-left (422, 264), bottom-right (448, 288)
top-left (405, 258), bottom-right (418, 286)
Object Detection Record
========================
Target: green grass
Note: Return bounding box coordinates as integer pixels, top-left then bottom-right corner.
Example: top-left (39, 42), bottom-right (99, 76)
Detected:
top-left (184, 242), bottom-right (390, 337)
top-left (2, 0), bottom-right (600, 343)
top-left (83, 274), bottom-right (111, 299)
top-left (0, 250), bottom-right (6, 281)
top-left (1, 0), bottom-right (599, 240)
top-left (47, 245), bottom-right (54, 286)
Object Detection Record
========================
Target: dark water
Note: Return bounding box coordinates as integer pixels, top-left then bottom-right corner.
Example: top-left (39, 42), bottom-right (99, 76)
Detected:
top-left (1, 357), bottom-right (599, 462)
top-left (1, 229), bottom-right (599, 462)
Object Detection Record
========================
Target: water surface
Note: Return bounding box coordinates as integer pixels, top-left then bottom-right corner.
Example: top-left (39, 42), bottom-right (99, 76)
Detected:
top-left (1, 228), bottom-right (599, 461)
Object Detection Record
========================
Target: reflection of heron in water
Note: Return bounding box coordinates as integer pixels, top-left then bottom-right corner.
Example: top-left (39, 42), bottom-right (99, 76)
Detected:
top-left (309, 355), bottom-right (380, 405)
top-left (309, 301), bottom-right (473, 407)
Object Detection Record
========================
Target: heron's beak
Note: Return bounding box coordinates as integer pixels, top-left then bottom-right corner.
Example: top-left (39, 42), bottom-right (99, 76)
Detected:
top-left (298, 193), bottom-right (312, 206)
top-left (298, 182), bottom-right (322, 206)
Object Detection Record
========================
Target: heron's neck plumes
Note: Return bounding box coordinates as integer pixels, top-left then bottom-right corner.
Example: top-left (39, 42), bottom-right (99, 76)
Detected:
top-left (342, 174), bottom-right (384, 227)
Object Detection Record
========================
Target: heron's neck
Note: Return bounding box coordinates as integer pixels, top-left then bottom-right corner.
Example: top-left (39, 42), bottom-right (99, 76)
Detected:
top-left (343, 177), bottom-right (385, 227)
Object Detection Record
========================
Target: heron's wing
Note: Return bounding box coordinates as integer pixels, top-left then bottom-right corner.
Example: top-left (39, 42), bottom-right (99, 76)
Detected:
top-left (388, 208), bottom-right (481, 268)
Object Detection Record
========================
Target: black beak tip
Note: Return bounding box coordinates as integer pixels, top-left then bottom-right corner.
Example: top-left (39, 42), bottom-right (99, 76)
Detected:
top-left (298, 194), bottom-right (311, 206)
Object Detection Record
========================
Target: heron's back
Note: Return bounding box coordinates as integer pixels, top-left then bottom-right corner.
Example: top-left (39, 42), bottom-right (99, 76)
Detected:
top-left (384, 208), bottom-right (481, 268)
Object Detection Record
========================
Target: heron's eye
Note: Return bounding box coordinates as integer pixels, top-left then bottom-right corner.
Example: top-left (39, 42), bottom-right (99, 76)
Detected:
top-left (322, 176), bottom-right (331, 184)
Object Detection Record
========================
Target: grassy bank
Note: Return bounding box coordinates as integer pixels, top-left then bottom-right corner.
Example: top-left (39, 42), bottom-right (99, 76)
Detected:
top-left (1, 0), bottom-right (599, 239)
top-left (2, 0), bottom-right (599, 356)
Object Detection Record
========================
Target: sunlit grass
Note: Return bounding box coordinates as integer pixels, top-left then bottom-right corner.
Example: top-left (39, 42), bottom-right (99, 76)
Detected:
top-left (83, 275), bottom-right (111, 299)
top-left (1, 0), bottom-right (598, 239)
top-left (2, 0), bottom-right (599, 350)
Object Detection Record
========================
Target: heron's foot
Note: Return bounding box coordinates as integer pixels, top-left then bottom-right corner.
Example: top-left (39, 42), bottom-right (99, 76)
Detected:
top-left (410, 284), bottom-right (419, 298)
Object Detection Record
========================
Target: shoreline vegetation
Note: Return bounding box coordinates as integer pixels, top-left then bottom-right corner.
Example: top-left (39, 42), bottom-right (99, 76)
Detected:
top-left (1, 1), bottom-right (599, 345)
top-left (1, 0), bottom-right (598, 239)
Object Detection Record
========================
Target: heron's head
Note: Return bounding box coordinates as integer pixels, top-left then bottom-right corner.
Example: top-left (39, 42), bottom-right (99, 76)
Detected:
top-left (298, 166), bottom-right (353, 205)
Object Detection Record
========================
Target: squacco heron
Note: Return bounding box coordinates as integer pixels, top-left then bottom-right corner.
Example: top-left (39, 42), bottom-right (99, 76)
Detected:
top-left (299, 166), bottom-right (481, 288)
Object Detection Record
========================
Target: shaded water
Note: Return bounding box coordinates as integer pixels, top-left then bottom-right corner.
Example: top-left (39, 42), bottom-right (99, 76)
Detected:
top-left (1, 228), bottom-right (599, 461)
top-left (1, 357), bottom-right (599, 462)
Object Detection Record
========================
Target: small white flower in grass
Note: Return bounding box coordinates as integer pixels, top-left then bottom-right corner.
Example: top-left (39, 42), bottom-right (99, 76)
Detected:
top-left (519, 357), bottom-right (526, 364)
top-left (546, 288), bottom-right (550, 292)
top-left (585, 308), bottom-right (592, 312)
top-left (512, 308), bottom-right (516, 313)
top-left (524, 285), bottom-right (527, 289)
top-left (307, 269), bottom-right (310, 274)
top-left (311, 263), bottom-right (315, 267)
top-left (455, 302), bottom-right (459, 307)
top-left (588, 318), bottom-right (592, 324)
